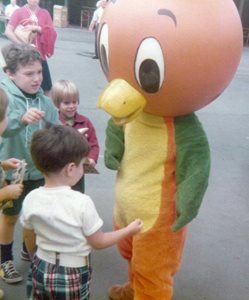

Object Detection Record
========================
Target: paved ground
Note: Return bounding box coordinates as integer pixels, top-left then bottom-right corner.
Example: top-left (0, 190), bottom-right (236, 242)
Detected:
top-left (0, 26), bottom-right (249, 300)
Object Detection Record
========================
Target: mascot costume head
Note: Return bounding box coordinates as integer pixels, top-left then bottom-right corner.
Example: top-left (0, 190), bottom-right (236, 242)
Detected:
top-left (97, 1), bottom-right (242, 299)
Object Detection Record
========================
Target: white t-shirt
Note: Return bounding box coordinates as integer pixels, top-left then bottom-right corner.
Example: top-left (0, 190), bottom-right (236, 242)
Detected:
top-left (20, 186), bottom-right (103, 257)
top-left (91, 7), bottom-right (104, 24)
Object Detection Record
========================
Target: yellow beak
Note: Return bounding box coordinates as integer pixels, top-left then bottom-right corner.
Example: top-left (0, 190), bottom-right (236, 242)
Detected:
top-left (97, 79), bottom-right (146, 125)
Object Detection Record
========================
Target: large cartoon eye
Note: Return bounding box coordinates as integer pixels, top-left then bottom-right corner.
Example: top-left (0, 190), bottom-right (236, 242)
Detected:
top-left (135, 38), bottom-right (164, 93)
top-left (99, 23), bottom-right (109, 76)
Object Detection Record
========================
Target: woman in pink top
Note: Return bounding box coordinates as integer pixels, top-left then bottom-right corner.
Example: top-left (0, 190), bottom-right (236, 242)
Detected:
top-left (5, 0), bottom-right (57, 95)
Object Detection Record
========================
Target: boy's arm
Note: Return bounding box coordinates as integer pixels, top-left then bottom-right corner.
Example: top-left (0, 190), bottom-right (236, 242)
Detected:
top-left (23, 228), bottom-right (37, 255)
top-left (0, 184), bottom-right (23, 202)
top-left (1, 158), bottom-right (20, 170)
top-left (1, 96), bottom-right (26, 137)
top-left (0, 186), bottom-right (12, 202)
top-left (88, 20), bottom-right (96, 31)
top-left (86, 219), bottom-right (143, 249)
top-left (0, 94), bottom-right (44, 137)
top-left (45, 102), bottom-right (61, 125)
top-left (88, 15), bottom-right (97, 31)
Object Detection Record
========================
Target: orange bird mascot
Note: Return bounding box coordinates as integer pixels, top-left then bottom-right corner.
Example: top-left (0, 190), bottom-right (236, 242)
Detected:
top-left (97, 0), bottom-right (243, 299)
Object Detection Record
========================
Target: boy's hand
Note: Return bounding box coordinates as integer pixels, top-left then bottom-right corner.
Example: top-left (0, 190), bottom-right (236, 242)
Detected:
top-left (78, 127), bottom-right (89, 138)
top-left (127, 219), bottom-right (143, 235)
top-left (2, 184), bottom-right (24, 200)
top-left (87, 158), bottom-right (96, 167)
top-left (1, 158), bottom-right (20, 170)
top-left (78, 127), bottom-right (88, 134)
top-left (21, 108), bottom-right (45, 125)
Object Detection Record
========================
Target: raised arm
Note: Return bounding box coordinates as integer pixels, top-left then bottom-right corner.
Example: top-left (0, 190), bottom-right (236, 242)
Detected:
top-left (86, 219), bottom-right (143, 249)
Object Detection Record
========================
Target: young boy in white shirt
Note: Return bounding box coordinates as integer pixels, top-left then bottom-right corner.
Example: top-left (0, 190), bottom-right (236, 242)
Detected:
top-left (20, 124), bottom-right (143, 300)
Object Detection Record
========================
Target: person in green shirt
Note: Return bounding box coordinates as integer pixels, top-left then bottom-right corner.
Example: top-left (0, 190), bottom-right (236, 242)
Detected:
top-left (0, 43), bottom-right (60, 284)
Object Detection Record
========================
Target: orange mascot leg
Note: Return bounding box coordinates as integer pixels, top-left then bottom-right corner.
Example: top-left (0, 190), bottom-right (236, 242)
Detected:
top-left (109, 221), bottom-right (186, 300)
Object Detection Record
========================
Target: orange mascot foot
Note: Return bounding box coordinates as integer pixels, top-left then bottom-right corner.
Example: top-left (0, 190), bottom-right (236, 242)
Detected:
top-left (108, 283), bottom-right (134, 300)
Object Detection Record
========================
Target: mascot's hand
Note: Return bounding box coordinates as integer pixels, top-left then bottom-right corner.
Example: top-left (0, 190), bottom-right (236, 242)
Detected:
top-left (105, 118), bottom-right (125, 170)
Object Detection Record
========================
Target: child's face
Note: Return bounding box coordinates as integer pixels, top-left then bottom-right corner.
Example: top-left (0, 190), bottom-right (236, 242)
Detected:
top-left (0, 114), bottom-right (7, 135)
top-left (59, 99), bottom-right (78, 119)
top-left (8, 61), bottom-right (43, 94)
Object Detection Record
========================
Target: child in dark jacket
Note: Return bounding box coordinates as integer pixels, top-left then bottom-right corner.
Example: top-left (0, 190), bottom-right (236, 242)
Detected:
top-left (51, 80), bottom-right (100, 193)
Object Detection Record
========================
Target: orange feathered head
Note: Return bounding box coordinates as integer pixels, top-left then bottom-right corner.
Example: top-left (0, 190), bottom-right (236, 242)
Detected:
top-left (98, 0), bottom-right (243, 117)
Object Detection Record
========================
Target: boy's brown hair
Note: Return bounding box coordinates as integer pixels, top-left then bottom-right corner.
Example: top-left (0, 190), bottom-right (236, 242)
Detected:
top-left (31, 124), bottom-right (90, 174)
top-left (0, 87), bottom-right (8, 122)
top-left (1, 43), bottom-right (42, 74)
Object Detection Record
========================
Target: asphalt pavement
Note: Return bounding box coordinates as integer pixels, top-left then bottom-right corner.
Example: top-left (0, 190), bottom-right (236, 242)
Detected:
top-left (0, 26), bottom-right (248, 300)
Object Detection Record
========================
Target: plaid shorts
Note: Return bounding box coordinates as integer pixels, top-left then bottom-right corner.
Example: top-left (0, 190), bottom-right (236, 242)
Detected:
top-left (27, 255), bottom-right (92, 300)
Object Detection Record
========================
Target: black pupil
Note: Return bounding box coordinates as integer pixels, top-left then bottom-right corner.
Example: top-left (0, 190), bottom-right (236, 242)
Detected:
top-left (139, 59), bottom-right (160, 93)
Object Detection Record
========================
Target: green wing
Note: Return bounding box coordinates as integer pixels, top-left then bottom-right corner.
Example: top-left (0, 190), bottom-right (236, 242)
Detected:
top-left (104, 118), bottom-right (125, 170)
top-left (172, 113), bottom-right (210, 232)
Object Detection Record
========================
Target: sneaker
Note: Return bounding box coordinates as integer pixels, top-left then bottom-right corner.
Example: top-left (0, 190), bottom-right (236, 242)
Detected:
top-left (20, 249), bottom-right (31, 262)
top-left (0, 260), bottom-right (23, 283)
top-left (0, 289), bottom-right (4, 299)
